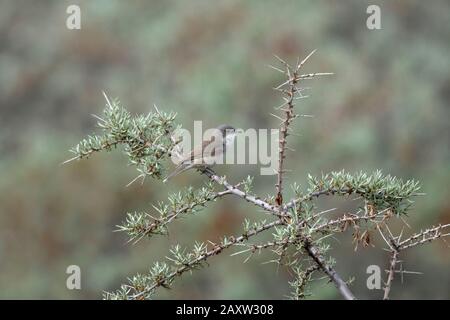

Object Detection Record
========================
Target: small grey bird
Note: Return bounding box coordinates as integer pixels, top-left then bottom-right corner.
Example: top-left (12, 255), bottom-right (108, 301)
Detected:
top-left (164, 124), bottom-right (238, 182)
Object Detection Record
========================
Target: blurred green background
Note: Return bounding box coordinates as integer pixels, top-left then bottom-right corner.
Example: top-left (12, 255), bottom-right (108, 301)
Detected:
top-left (0, 0), bottom-right (449, 299)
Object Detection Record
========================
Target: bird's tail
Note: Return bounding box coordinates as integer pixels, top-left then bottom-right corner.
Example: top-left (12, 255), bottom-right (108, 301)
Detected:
top-left (163, 164), bottom-right (189, 183)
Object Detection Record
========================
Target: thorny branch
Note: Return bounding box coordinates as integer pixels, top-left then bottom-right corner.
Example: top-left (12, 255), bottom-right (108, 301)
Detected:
top-left (273, 50), bottom-right (332, 207)
top-left (117, 187), bottom-right (233, 243)
top-left (304, 241), bottom-right (356, 300)
top-left (67, 52), bottom-right (450, 300)
top-left (380, 223), bottom-right (450, 299)
top-left (398, 224), bottom-right (450, 251)
top-left (128, 219), bottom-right (284, 300)
top-left (383, 248), bottom-right (399, 300)
top-left (200, 168), bottom-right (288, 219)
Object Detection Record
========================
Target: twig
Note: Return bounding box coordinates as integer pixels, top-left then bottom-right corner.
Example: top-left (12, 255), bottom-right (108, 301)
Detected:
top-left (383, 248), bottom-right (399, 300)
top-left (380, 224), bottom-right (450, 299)
top-left (200, 168), bottom-right (289, 219)
top-left (124, 189), bottom-right (233, 242)
top-left (310, 213), bottom-right (384, 233)
top-left (130, 219), bottom-right (283, 299)
top-left (304, 240), bottom-right (356, 300)
top-left (398, 224), bottom-right (450, 251)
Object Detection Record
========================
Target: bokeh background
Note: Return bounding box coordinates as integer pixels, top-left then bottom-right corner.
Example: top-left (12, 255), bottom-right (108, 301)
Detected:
top-left (0, 0), bottom-right (449, 299)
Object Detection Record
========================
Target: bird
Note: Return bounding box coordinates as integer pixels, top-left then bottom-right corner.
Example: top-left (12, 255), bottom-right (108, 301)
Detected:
top-left (163, 124), bottom-right (238, 182)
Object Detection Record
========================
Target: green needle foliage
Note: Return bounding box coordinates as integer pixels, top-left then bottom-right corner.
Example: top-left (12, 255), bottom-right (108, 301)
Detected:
top-left (116, 183), bottom-right (219, 242)
top-left (67, 92), bottom-right (178, 180)
top-left (304, 170), bottom-right (421, 215)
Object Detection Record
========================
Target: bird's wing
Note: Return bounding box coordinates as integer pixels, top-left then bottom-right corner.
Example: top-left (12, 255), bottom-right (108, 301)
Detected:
top-left (188, 136), bottom-right (224, 162)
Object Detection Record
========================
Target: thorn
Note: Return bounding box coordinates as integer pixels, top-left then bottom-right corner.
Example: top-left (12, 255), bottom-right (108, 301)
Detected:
top-left (274, 101), bottom-right (289, 110)
top-left (243, 253), bottom-right (254, 264)
top-left (398, 227), bottom-right (404, 243)
top-left (400, 216), bottom-right (412, 229)
top-left (267, 64), bottom-right (286, 74)
top-left (60, 155), bottom-right (79, 166)
top-left (286, 130), bottom-right (302, 137)
top-left (102, 90), bottom-right (113, 108)
top-left (230, 248), bottom-right (251, 257)
top-left (293, 86), bottom-right (309, 93)
top-left (274, 78), bottom-right (292, 90)
top-left (273, 54), bottom-right (290, 68)
top-left (91, 113), bottom-right (106, 123)
top-left (298, 72), bottom-right (334, 79)
top-left (153, 104), bottom-right (161, 115)
top-left (272, 87), bottom-right (288, 93)
top-left (296, 49), bottom-right (317, 71)
top-left (269, 113), bottom-right (285, 122)
top-left (126, 174), bottom-right (145, 187)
